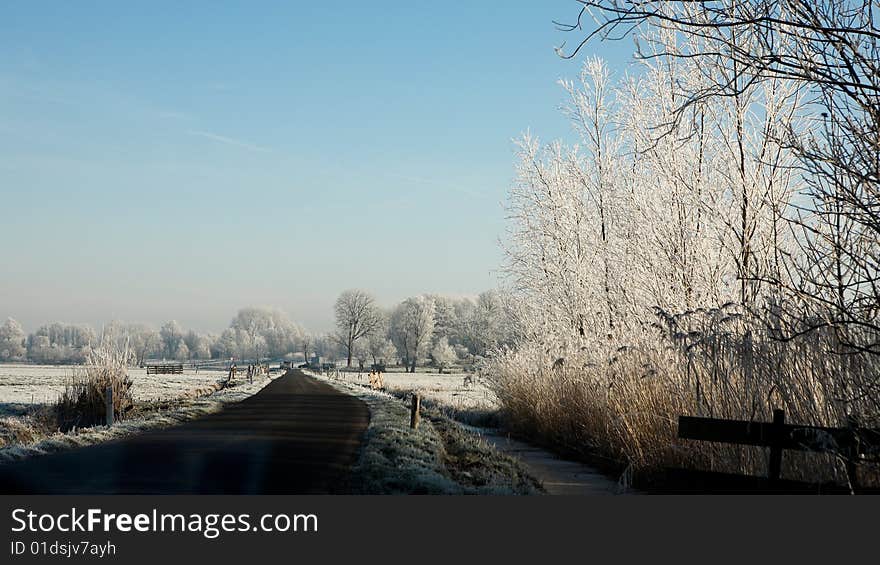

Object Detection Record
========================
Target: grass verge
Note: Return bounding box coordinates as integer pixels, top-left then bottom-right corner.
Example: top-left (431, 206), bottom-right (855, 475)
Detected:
top-left (310, 372), bottom-right (541, 494)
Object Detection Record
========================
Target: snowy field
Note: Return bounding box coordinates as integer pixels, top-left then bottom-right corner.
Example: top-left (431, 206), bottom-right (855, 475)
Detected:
top-left (331, 370), bottom-right (498, 415)
top-left (0, 364), bottom-right (225, 415)
top-left (0, 372), bottom-right (275, 463)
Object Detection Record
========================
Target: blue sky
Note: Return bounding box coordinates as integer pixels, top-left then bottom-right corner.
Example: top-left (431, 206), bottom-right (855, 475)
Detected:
top-left (0, 1), bottom-right (635, 333)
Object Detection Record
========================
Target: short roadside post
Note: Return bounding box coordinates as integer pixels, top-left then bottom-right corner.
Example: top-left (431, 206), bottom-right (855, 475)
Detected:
top-left (410, 393), bottom-right (421, 430)
top-left (105, 386), bottom-right (114, 426)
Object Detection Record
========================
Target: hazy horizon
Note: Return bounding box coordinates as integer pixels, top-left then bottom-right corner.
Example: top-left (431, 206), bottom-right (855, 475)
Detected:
top-left (3, 290), bottom-right (490, 336)
top-left (1, 2), bottom-right (633, 334)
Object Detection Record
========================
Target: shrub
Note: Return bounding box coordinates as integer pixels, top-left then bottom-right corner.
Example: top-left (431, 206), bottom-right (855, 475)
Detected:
top-left (55, 342), bottom-right (134, 431)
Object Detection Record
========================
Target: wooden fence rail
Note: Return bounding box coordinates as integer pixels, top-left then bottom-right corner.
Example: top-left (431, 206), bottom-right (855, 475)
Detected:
top-left (678, 409), bottom-right (880, 491)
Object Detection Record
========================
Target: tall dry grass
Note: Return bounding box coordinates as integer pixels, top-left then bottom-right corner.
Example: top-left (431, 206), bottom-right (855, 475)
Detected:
top-left (486, 305), bottom-right (880, 487)
top-left (55, 341), bottom-right (134, 431)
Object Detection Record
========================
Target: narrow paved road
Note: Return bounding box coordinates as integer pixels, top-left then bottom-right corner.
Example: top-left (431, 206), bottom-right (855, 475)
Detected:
top-left (0, 370), bottom-right (369, 494)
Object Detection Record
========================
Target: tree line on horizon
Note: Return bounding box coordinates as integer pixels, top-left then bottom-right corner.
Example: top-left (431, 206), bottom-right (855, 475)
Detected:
top-left (0, 291), bottom-right (516, 372)
top-left (0, 309), bottom-right (304, 366)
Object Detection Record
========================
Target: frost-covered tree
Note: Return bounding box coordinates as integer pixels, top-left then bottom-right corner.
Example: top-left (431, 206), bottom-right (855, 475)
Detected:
top-left (368, 334), bottom-right (397, 366)
top-left (175, 341), bottom-right (190, 361)
top-left (159, 321), bottom-right (184, 360)
top-left (333, 290), bottom-right (381, 367)
top-left (390, 296), bottom-right (435, 372)
top-left (27, 322), bottom-right (96, 364)
top-left (300, 333), bottom-right (313, 363)
top-left (505, 58), bottom-right (639, 346)
top-left (614, 31), bottom-right (803, 312)
top-left (558, 0), bottom-right (880, 355)
top-left (0, 317), bottom-right (26, 361)
top-left (365, 311), bottom-right (396, 365)
top-left (427, 295), bottom-right (457, 344)
top-left (127, 325), bottom-right (159, 365)
top-left (312, 333), bottom-right (339, 362)
top-left (504, 42), bottom-right (806, 356)
top-left (182, 330), bottom-right (213, 360)
top-left (213, 328), bottom-right (238, 360)
top-left (229, 307), bottom-right (302, 359)
top-left (102, 321), bottom-right (159, 365)
top-left (431, 336), bottom-right (456, 374)
top-left (352, 339), bottom-right (370, 369)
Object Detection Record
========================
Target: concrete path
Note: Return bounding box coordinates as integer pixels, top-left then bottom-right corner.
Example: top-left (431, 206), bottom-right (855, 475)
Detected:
top-left (476, 429), bottom-right (626, 495)
top-left (0, 370), bottom-right (369, 494)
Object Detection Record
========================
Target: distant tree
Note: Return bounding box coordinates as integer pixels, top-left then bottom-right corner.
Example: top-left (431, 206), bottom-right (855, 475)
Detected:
top-left (453, 343), bottom-right (471, 364)
top-left (0, 318), bottom-right (26, 361)
top-left (214, 328), bottom-right (239, 360)
top-left (182, 330), bottom-right (213, 360)
top-left (183, 330), bottom-right (201, 359)
top-left (427, 295), bottom-right (457, 344)
top-left (159, 321), bottom-right (184, 360)
top-left (253, 335), bottom-right (269, 361)
top-left (367, 333), bottom-right (397, 366)
top-left (431, 336), bottom-right (456, 374)
top-left (127, 325), bottom-right (159, 365)
top-left (222, 307), bottom-right (303, 358)
top-left (352, 340), bottom-right (371, 370)
top-left (300, 333), bottom-right (313, 363)
top-left (27, 322), bottom-right (95, 364)
top-left (102, 321), bottom-right (159, 365)
top-left (390, 296), bottom-right (435, 373)
top-left (312, 333), bottom-right (338, 362)
top-left (472, 291), bottom-right (514, 355)
top-left (229, 307), bottom-right (302, 359)
top-left (174, 341), bottom-right (190, 361)
top-left (333, 290), bottom-right (381, 367)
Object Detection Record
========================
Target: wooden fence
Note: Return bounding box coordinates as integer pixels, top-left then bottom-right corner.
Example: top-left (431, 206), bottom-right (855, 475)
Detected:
top-left (145, 364), bottom-right (184, 375)
top-left (678, 409), bottom-right (880, 492)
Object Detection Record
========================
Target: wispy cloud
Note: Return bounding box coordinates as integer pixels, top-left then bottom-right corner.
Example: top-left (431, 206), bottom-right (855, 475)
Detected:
top-left (186, 130), bottom-right (271, 153)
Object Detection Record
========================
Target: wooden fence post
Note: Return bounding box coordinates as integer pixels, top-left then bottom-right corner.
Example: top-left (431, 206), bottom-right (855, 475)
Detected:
top-left (768, 408), bottom-right (785, 484)
top-left (410, 394), bottom-right (421, 430)
top-left (105, 386), bottom-right (114, 426)
top-left (846, 415), bottom-right (860, 494)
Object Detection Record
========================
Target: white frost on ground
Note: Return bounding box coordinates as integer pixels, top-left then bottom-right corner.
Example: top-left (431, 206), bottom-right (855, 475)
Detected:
top-left (0, 364), bottom-right (226, 415)
top-left (0, 373), bottom-right (274, 465)
top-left (309, 370), bottom-right (540, 494)
top-left (330, 370), bottom-right (498, 416)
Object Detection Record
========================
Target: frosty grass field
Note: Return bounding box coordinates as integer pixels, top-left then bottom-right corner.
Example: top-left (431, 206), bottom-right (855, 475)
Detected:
top-left (0, 364), bottom-right (224, 416)
top-left (332, 370), bottom-right (498, 415)
top-left (0, 364), bottom-right (498, 417)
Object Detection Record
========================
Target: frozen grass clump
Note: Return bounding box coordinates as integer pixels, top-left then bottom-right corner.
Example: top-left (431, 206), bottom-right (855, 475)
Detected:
top-left (55, 341), bottom-right (134, 431)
